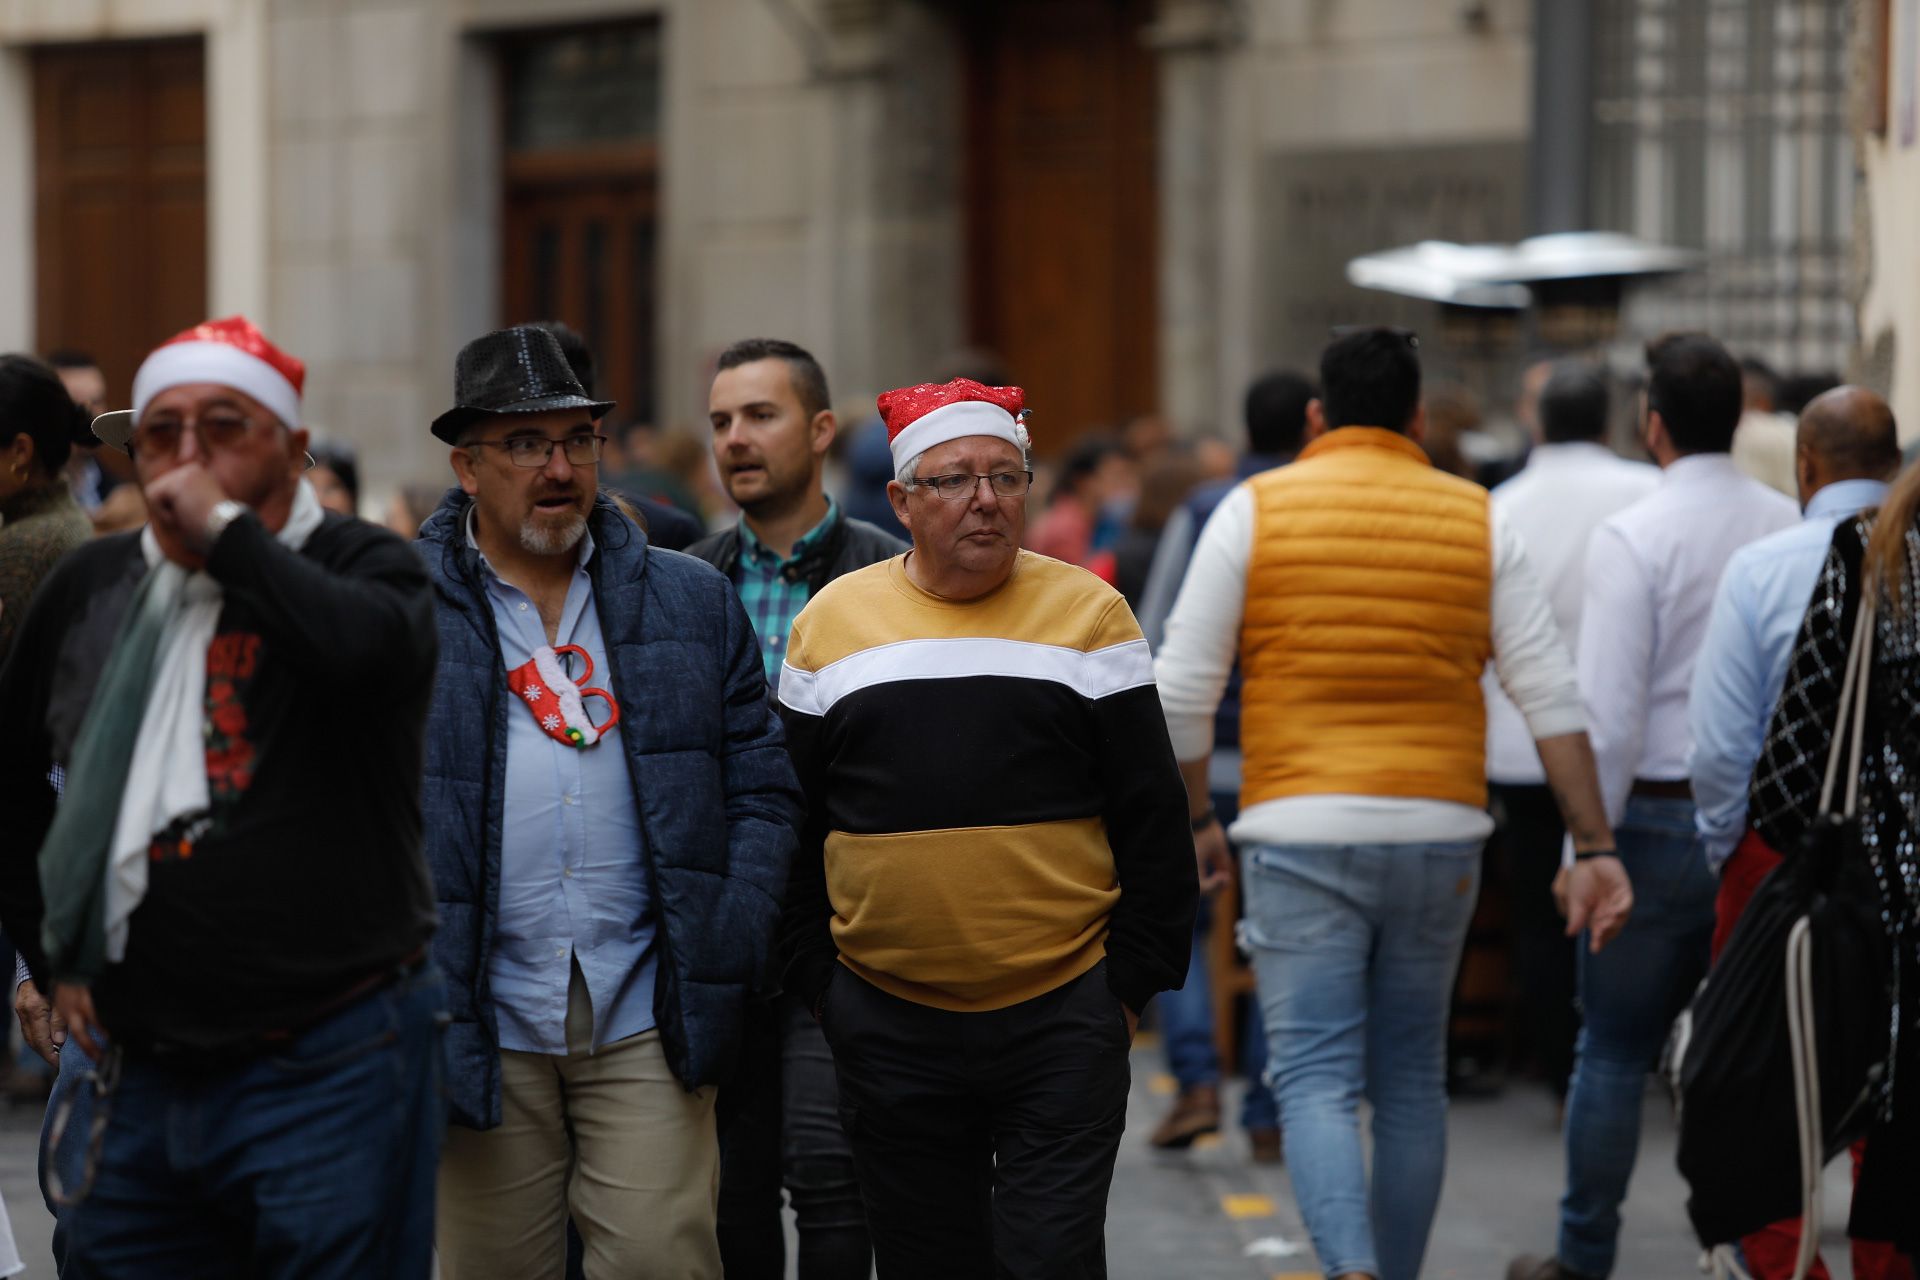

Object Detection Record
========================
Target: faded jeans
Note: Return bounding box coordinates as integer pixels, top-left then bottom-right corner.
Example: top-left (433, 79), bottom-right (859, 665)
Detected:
top-left (1242, 839), bottom-right (1482, 1280)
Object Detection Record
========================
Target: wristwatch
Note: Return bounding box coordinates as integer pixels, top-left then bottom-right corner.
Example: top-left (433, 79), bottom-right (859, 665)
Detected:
top-left (204, 499), bottom-right (248, 545)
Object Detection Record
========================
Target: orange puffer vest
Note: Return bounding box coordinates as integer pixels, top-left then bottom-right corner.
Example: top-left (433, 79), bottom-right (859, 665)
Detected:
top-left (1239, 427), bottom-right (1494, 810)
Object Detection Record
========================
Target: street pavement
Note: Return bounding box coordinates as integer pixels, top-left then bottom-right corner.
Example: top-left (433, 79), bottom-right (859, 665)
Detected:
top-left (0, 1042), bottom-right (1861, 1279)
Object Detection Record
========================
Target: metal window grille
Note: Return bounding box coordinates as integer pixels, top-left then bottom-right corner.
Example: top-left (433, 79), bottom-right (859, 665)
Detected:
top-left (1591, 0), bottom-right (1854, 373)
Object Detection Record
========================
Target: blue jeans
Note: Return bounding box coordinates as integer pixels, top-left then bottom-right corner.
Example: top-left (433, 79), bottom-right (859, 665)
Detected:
top-left (1157, 895), bottom-right (1277, 1131)
top-left (1557, 796), bottom-right (1716, 1278)
top-left (41, 1030), bottom-right (100, 1274)
top-left (64, 965), bottom-right (447, 1280)
top-left (1243, 839), bottom-right (1482, 1280)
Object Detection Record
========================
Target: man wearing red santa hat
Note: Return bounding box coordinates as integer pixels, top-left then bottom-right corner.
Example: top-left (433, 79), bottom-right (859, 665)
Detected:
top-left (776, 378), bottom-right (1197, 1277)
top-left (0, 317), bottom-right (445, 1279)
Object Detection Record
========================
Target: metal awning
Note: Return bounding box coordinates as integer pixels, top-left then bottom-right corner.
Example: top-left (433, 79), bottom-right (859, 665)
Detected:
top-left (1345, 231), bottom-right (1703, 308)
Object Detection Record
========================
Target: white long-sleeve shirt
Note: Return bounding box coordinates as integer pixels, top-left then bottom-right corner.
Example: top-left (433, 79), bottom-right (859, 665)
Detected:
top-left (1154, 483), bottom-right (1587, 846)
top-left (1484, 443), bottom-right (1660, 784)
top-left (1574, 453), bottom-right (1799, 832)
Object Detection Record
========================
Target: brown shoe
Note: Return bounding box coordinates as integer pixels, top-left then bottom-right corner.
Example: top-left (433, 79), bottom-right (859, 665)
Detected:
top-left (1247, 1125), bottom-right (1282, 1164)
top-left (1148, 1083), bottom-right (1221, 1149)
top-left (1506, 1255), bottom-right (1597, 1280)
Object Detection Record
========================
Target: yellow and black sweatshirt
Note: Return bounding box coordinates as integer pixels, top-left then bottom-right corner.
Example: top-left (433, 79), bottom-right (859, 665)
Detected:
top-left (776, 551), bottom-right (1197, 1016)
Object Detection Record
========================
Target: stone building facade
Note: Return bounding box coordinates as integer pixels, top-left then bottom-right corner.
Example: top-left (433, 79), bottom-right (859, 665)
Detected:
top-left (11, 1), bottom-right (1871, 501)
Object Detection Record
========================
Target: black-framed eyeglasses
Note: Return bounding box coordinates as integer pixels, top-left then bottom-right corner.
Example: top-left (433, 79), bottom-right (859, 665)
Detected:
top-left (908, 470), bottom-right (1033, 500)
top-left (128, 410), bottom-right (270, 462)
top-left (471, 434), bottom-right (607, 468)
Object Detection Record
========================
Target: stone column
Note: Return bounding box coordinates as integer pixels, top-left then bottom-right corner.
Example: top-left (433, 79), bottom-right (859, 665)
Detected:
top-left (1147, 0), bottom-right (1238, 438)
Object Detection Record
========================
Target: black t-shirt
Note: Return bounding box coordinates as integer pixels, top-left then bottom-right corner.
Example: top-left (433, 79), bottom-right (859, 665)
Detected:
top-left (11, 511), bottom-right (439, 1054)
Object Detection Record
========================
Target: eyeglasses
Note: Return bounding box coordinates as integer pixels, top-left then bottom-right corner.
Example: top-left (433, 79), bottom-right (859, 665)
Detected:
top-left (908, 471), bottom-right (1033, 500)
top-left (471, 434), bottom-right (607, 469)
top-left (128, 410), bottom-right (268, 462)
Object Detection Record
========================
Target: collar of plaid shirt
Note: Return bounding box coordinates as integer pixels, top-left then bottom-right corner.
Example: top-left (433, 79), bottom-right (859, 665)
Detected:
top-left (736, 498), bottom-right (840, 685)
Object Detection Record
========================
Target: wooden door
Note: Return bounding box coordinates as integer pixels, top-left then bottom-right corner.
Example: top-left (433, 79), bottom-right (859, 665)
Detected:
top-left (502, 166), bottom-right (658, 426)
top-left (498, 22), bottom-right (661, 427)
top-left (33, 38), bottom-right (208, 408)
top-left (964, 0), bottom-right (1158, 454)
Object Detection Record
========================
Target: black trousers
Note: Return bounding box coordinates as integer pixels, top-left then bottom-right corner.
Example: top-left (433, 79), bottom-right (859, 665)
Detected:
top-left (821, 960), bottom-right (1131, 1280)
top-left (717, 993), bottom-right (872, 1280)
top-left (1489, 781), bottom-right (1580, 1095)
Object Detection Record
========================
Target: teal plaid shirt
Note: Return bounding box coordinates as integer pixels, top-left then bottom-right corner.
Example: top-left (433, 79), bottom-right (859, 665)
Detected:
top-left (735, 500), bottom-right (840, 691)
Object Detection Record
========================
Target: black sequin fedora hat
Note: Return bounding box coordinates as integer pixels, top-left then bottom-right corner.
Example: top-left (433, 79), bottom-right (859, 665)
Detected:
top-left (430, 325), bottom-right (615, 444)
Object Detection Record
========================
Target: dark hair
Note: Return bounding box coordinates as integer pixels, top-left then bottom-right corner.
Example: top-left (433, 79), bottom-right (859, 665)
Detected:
top-left (0, 354), bottom-right (93, 474)
top-left (1319, 327), bottom-right (1421, 432)
top-left (308, 440), bottom-right (361, 506)
top-left (1243, 370), bottom-right (1316, 457)
top-left (715, 338), bottom-right (831, 421)
top-left (1539, 360), bottom-right (1610, 444)
top-left (43, 349), bottom-right (99, 372)
top-left (530, 321), bottom-right (595, 395)
top-left (1645, 332), bottom-right (1743, 454)
top-left (1778, 371), bottom-right (1841, 417)
top-left (1052, 436), bottom-right (1121, 503)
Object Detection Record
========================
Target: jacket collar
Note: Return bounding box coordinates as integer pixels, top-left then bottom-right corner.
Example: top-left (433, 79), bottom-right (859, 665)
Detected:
top-left (419, 489), bottom-right (648, 626)
top-left (1296, 426), bottom-right (1430, 467)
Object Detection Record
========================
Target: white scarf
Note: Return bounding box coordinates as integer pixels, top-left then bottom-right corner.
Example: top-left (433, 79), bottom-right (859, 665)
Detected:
top-left (104, 480), bottom-right (325, 961)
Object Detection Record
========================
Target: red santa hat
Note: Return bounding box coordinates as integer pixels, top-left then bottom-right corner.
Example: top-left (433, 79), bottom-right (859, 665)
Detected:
top-left (877, 378), bottom-right (1030, 472)
top-left (91, 316), bottom-right (305, 449)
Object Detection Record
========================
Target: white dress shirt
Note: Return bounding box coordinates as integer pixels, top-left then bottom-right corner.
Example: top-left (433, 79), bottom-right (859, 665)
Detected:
top-left (1575, 453), bottom-right (1799, 834)
top-left (1154, 483), bottom-right (1587, 846)
top-left (1484, 443), bottom-right (1659, 785)
top-left (1688, 478), bottom-right (1890, 871)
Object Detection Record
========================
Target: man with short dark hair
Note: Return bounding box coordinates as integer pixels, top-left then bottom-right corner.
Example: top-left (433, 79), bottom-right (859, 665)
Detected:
top-left (1685, 387), bottom-right (1901, 1280)
top-left (692, 338), bottom-right (902, 694)
top-left (1137, 370), bottom-right (1315, 646)
top-left (1157, 327), bottom-right (1632, 1280)
top-left (421, 325), bottom-right (801, 1279)
top-left (1483, 361), bottom-right (1656, 1099)
top-left (780, 377), bottom-right (1196, 1276)
top-left (691, 337), bottom-right (901, 1279)
top-left (1510, 333), bottom-right (1798, 1280)
top-left (1134, 368), bottom-right (1315, 1162)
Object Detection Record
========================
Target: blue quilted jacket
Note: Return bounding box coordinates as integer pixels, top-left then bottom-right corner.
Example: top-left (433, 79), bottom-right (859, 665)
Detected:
top-left (417, 490), bottom-right (801, 1128)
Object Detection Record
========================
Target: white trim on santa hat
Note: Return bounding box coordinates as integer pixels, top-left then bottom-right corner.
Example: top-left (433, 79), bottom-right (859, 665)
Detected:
top-left (888, 400), bottom-right (1025, 471)
top-left (132, 340), bottom-right (302, 430)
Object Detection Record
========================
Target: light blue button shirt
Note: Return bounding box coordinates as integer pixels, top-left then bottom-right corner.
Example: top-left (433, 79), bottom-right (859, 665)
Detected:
top-left (469, 514), bottom-right (656, 1054)
top-left (1689, 478), bottom-right (1890, 872)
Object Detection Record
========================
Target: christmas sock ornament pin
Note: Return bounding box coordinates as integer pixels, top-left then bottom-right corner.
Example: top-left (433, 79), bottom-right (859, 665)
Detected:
top-left (506, 644), bottom-right (620, 747)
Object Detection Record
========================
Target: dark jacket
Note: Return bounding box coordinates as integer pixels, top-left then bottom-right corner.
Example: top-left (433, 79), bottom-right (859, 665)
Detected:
top-left (686, 509), bottom-right (905, 598)
top-left (0, 532), bottom-right (146, 987)
top-left (418, 491), bottom-right (803, 1128)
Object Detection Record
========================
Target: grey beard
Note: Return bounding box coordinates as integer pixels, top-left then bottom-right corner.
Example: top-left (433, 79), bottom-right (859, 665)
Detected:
top-left (519, 510), bottom-right (587, 556)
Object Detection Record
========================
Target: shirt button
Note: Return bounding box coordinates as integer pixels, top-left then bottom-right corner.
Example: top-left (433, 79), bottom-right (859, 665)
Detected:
top-left (771, 636), bottom-right (783, 648)
top-left (518, 602), bottom-right (529, 611)
top-left (563, 795), bottom-right (576, 806)
top-left (563, 868), bottom-right (574, 878)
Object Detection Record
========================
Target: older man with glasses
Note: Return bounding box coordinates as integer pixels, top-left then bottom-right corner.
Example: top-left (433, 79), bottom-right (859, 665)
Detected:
top-left (417, 326), bottom-right (801, 1279)
top-left (776, 378), bottom-right (1197, 1278)
top-left (0, 316), bottom-right (445, 1278)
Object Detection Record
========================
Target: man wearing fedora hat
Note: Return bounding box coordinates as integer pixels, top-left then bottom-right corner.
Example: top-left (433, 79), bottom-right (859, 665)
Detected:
top-left (418, 325), bottom-right (802, 1279)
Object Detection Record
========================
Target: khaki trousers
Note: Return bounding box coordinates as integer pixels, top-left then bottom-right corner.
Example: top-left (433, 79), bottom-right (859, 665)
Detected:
top-left (437, 967), bottom-right (720, 1280)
